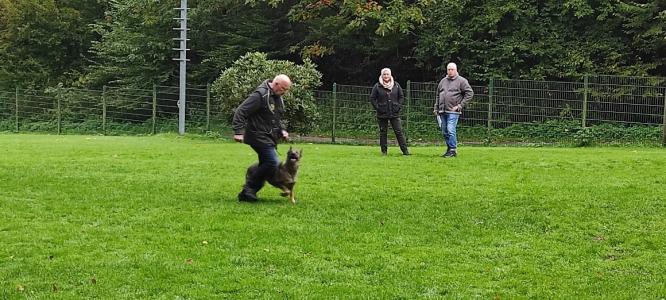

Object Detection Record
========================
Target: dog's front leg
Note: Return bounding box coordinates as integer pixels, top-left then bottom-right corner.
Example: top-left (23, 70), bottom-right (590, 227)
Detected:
top-left (288, 183), bottom-right (296, 204)
top-left (290, 189), bottom-right (296, 204)
top-left (280, 187), bottom-right (290, 197)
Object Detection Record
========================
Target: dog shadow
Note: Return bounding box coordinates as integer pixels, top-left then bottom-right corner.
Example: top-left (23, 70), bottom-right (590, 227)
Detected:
top-left (234, 196), bottom-right (296, 206)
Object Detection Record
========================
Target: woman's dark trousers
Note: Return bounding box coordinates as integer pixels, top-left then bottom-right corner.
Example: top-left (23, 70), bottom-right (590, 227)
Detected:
top-left (378, 117), bottom-right (408, 154)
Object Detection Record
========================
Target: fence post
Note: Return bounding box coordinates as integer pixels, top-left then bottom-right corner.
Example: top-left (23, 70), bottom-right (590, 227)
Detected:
top-left (487, 78), bottom-right (494, 143)
top-left (405, 80), bottom-right (411, 142)
top-left (14, 87), bottom-right (19, 132)
top-left (102, 85), bottom-right (107, 135)
top-left (206, 83), bottom-right (211, 131)
top-left (57, 90), bottom-right (62, 135)
top-left (331, 83), bottom-right (337, 143)
top-left (662, 88), bottom-right (666, 147)
top-left (152, 84), bottom-right (157, 135)
top-left (582, 75), bottom-right (588, 128)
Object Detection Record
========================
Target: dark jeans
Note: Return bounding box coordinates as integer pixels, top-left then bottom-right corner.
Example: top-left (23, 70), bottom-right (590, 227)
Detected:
top-left (245, 144), bottom-right (280, 192)
top-left (378, 117), bottom-right (408, 154)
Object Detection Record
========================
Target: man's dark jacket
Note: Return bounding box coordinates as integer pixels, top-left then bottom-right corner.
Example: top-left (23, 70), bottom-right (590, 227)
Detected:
top-left (232, 80), bottom-right (285, 147)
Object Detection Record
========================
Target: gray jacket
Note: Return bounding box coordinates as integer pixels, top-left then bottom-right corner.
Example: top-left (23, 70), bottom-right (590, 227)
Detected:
top-left (434, 75), bottom-right (474, 113)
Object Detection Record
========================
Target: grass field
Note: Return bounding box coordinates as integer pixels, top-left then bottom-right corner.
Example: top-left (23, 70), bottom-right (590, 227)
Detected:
top-left (1, 133), bottom-right (665, 298)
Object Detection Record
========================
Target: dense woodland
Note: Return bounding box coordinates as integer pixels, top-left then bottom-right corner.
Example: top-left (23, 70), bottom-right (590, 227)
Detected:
top-left (1, 0), bottom-right (664, 91)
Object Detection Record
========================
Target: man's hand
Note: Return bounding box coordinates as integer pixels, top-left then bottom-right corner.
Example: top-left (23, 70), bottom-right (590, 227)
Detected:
top-left (453, 105), bottom-right (462, 112)
top-left (281, 130), bottom-right (289, 140)
top-left (233, 134), bottom-right (243, 142)
top-left (433, 110), bottom-right (438, 116)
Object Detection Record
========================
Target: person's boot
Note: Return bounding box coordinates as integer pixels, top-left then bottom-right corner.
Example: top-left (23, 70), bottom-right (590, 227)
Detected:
top-left (400, 144), bottom-right (410, 156)
top-left (238, 187), bottom-right (258, 202)
top-left (442, 149), bottom-right (457, 158)
top-left (441, 147), bottom-right (451, 157)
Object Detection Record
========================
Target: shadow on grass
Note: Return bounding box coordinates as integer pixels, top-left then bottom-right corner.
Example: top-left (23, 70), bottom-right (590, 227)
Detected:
top-left (235, 197), bottom-right (295, 206)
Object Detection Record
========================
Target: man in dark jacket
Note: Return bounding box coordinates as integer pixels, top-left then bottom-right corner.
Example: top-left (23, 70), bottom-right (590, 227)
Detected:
top-left (369, 68), bottom-right (410, 156)
top-left (232, 74), bottom-right (292, 202)
top-left (433, 63), bottom-right (473, 157)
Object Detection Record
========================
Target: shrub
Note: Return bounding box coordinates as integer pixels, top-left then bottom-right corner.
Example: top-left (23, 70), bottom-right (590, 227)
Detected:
top-left (211, 52), bottom-right (322, 134)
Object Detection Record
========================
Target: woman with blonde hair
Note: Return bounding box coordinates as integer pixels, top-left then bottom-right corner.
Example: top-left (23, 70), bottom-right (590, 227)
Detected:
top-left (369, 68), bottom-right (410, 156)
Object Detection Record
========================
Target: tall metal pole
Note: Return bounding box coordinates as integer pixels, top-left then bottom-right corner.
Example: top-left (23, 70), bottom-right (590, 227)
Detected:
top-left (173, 0), bottom-right (189, 135)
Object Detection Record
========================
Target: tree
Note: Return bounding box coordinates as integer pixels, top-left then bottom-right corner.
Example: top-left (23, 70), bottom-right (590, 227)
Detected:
top-left (78, 0), bottom-right (174, 89)
top-left (0, 0), bottom-right (106, 89)
top-left (283, 0), bottom-right (433, 84)
top-left (187, 0), bottom-right (292, 85)
top-left (411, 0), bottom-right (664, 81)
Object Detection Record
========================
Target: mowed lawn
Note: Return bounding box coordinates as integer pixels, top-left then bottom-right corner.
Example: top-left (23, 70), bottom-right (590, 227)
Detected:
top-left (1, 133), bottom-right (665, 298)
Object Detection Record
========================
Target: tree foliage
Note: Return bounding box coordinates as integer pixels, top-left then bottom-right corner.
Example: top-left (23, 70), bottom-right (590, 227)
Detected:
top-left (0, 0), bottom-right (105, 89)
top-left (187, 0), bottom-right (294, 84)
top-left (284, 0), bottom-right (665, 83)
top-left (0, 0), bottom-right (664, 91)
top-left (409, 0), bottom-right (665, 81)
top-left (78, 0), bottom-right (174, 89)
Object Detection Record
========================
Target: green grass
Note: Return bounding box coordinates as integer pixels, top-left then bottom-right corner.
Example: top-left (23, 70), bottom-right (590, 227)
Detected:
top-left (1, 133), bottom-right (666, 298)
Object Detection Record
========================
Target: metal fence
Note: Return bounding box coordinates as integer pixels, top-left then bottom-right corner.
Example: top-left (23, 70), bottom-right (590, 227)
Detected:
top-left (0, 84), bottom-right (221, 135)
top-left (314, 75), bottom-right (666, 146)
top-left (1, 75), bottom-right (665, 146)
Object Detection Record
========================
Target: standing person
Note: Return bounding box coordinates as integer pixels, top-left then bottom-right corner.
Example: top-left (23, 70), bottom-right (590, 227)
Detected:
top-left (232, 74), bottom-right (292, 202)
top-left (433, 63), bottom-right (473, 157)
top-left (369, 68), bottom-right (410, 156)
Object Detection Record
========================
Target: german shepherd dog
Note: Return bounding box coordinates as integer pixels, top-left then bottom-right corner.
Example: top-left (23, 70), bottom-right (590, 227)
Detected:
top-left (246, 146), bottom-right (302, 204)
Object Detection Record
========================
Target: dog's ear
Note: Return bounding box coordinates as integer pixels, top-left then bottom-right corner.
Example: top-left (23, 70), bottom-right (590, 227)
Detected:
top-left (288, 146), bottom-right (293, 153)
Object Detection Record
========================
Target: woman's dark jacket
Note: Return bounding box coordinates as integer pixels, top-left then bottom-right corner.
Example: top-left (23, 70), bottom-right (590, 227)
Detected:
top-left (370, 82), bottom-right (405, 119)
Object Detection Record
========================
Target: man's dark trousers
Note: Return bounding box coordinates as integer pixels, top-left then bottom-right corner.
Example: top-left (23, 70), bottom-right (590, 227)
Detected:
top-left (245, 144), bottom-right (280, 192)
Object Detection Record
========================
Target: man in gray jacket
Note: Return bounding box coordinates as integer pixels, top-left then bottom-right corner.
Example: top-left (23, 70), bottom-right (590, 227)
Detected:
top-left (433, 63), bottom-right (473, 157)
top-left (232, 74), bottom-right (292, 202)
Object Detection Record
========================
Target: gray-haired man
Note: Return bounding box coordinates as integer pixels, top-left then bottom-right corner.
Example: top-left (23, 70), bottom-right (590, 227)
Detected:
top-left (433, 63), bottom-right (473, 157)
top-left (232, 74), bottom-right (292, 202)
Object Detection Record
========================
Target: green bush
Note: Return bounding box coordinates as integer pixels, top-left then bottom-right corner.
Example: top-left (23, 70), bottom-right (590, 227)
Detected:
top-left (211, 52), bottom-right (322, 134)
top-left (573, 123), bottom-right (662, 146)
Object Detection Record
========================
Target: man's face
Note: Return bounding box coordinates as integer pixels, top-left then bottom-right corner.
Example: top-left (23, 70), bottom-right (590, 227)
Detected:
top-left (272, 80), bottom-right (291, 96)
top-left (447, 66), bottom-right (458, 78)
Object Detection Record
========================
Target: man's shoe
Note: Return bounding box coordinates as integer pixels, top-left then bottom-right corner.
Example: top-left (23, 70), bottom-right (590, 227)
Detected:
top-left (443, 150), bottom-right (457, 158)
top-left (402, 152), bottom-right (411, 156)
top-left (381, 152), bottom-right (387, 156)
top-left (238, 189), bottom-right (258, 202)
